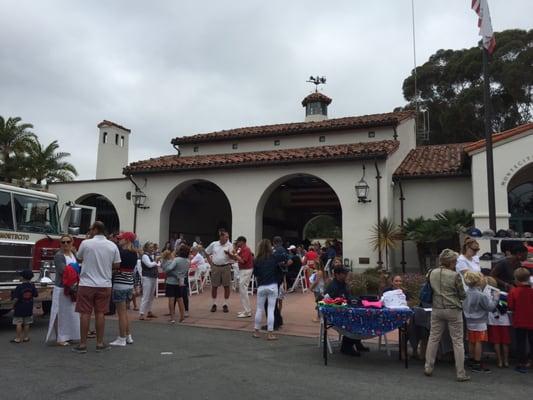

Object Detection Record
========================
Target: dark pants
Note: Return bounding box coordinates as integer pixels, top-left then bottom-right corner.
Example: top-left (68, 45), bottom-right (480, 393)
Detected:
top-left (173, 284), bottom-right (189, 312)
top-left (341, 336), bottom-right (364, 350)
top-left (515, 328), bottom-right (533, 365)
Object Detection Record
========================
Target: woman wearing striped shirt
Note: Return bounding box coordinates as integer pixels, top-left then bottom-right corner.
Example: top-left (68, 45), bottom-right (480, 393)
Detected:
top-left (110, 232), bottom-right (138, 347)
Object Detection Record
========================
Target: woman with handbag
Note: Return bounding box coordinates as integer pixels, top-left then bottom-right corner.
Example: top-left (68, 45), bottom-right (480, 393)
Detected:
top-left (45, 234), bottom-right (80, 346)
top-left (424, 248), bottom-right (469, 382)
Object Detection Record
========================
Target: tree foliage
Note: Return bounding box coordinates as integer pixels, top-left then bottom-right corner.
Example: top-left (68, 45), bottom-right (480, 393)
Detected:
top-left (24, 139), bottom-right (78, 184)
top-left (401, 29), bottom-right (533, 144)
top-left (0, 116), bottom-right (77, 185)
top-left (403, 209), bottom-right (474, 271)
top-left (0, 116), bottom-right (36, 181)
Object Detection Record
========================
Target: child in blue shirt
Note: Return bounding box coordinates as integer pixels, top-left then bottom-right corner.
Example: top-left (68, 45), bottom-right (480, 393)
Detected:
top-left (10, 270), bottom-right (38, 344)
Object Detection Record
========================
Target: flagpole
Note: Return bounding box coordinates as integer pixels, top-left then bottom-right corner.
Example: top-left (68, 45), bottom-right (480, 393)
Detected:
top-left (482, 46), bottom-right (497, 253)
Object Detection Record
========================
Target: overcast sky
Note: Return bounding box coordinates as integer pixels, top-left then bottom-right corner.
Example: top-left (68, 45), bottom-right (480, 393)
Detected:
top-left (1, 1), bottom-right (531, 179)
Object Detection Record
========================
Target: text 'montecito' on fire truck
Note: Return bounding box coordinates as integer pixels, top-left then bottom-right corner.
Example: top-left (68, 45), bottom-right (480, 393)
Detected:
top-left (0, 183), bottom-right (95, 316)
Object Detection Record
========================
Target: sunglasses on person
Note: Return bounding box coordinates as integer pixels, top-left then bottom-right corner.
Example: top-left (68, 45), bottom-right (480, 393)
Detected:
top-left (61, 240), bottom-right (72, 244)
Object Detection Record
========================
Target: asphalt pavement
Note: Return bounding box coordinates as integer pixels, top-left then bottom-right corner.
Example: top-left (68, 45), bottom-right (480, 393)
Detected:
top-left (0, 314), bottom-right (531, 400)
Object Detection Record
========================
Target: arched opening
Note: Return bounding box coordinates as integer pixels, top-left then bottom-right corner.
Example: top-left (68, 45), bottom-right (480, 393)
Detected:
top-left (76, 193), bottom-right (120, 234)
top-left (508, 162), bottom-right (533, 234)
top-left (162, 180), bottom-right (232, 246)
top-left (259, 174), bottom-right (342, 250)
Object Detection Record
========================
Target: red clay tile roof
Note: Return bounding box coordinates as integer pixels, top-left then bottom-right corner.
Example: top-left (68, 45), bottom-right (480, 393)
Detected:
top-left (171, 111), bottom-right (414, 145)
top-left (125, 140), bottom-right (399, 174)
top-left (464, 122), bottom-right (533, 153)
top-left (393, 143), bottom-right (471, 179)
top-left (301, 92), bottom-right (332, 107)
top-left (97, 120), bottom-right (131, 133)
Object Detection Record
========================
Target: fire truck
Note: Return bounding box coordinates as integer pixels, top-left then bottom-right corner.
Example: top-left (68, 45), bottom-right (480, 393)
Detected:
top-left (0, 183), bottom-right (95, 315)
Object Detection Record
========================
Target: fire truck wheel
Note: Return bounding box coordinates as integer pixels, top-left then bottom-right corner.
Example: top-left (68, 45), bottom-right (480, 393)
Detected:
top-left (42, 301), bottom-right (52, 316)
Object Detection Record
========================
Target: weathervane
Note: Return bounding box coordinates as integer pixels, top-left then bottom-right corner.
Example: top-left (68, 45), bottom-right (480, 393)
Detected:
top-left (306, 76), bottom-right (326, 92)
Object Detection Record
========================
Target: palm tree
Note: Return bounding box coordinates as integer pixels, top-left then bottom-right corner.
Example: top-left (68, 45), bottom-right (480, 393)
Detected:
top-left (24, 139), bottom-right (78, 184)
top-left (0, 116), bottom-right (36, 181)
top-left (404, 217), bottom-right (444, 271)
top-left (370, 218), bottom-right (402, 271)
top-left (434, 209), bottom-right (474, 250)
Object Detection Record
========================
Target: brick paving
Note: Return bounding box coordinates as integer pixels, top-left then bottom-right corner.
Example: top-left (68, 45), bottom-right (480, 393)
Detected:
top-left (123, 286), bottom-right (398, 343)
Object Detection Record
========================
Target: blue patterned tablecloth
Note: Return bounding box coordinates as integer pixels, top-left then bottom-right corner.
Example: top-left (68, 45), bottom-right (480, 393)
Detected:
top-left (319, 306), bottom-right (414, 337)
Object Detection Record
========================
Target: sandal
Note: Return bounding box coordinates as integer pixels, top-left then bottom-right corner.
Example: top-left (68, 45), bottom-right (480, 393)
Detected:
top-left (252, 332), bottom-right (261, 339)
top-left (57, 341), bottom-right (70, 347)
top-left (10, 339), bottom-right (21, 344)
top-left (87, 331), bottom-right (96, 339)
top-left (267, 333), bottom-right (278, 341)
top-left (22, 338), bottom-right (30, 343)
top-left (169, 320), bottom-right (176, 324)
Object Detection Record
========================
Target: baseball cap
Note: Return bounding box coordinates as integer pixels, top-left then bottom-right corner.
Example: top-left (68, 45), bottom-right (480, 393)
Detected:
top-left (287, 245), bottom-right (296, 251)
top-left (482, 229), bottom-right (495, 237)
top-left (495, 229), bottom-right (510, 238)
top-left (333, 266), bottom-right (350, 274)
top-left (20, 270), bottom-right (34, 280)
top-left (467, 228), bottom-right (482, 238)
top-left (117, 231), bottom-right (136, 242)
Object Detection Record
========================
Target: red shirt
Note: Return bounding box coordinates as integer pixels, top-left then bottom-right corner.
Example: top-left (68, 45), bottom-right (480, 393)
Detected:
top-left (508, 285), bottom-right (533, 329)
top-left (238, 245), bottom-right (253, 270)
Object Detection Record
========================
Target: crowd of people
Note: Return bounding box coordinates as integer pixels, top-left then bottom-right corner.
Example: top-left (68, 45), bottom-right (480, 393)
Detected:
top-left (8, 223), bottom-right (532, 379)
top-left (423, 237), bottom-right (532, 380)
top-left (9, 221), bottom-right (342, 348)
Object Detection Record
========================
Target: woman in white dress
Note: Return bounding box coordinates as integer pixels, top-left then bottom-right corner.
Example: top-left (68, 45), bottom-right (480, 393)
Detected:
top-left (45, 234), bottom-right (80, 345)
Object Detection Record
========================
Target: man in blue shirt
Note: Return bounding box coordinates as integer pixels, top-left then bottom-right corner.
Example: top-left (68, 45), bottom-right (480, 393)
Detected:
top-left (324, 266), bottom-right (369, 356)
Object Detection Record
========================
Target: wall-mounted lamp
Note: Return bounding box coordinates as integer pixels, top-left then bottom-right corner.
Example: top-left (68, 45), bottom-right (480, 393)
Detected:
top-left (355, 165), bottom-right (371, 203)
top-left (132, 190), bottom-right (148, 209)
top-left (132, 189), bottom-right (149, 233)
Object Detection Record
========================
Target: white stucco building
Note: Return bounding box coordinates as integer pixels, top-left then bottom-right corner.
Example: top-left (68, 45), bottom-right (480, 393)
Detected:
top-left (48, 92), bottom-right (533, 271)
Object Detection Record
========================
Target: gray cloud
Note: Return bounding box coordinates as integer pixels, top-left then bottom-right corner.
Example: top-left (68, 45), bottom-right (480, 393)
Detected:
top-left (1, 0), bottom-right (531, 179)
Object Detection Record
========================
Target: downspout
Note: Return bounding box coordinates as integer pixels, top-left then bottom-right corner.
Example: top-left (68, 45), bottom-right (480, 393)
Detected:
top-left (374, 160), bottom-right (383, 268)
top-left (398, 179), bottom-right (406, 273)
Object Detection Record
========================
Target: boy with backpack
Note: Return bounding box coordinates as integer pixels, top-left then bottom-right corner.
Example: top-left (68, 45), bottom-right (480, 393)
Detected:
top-left (10, 270), bottom-right (38, 343)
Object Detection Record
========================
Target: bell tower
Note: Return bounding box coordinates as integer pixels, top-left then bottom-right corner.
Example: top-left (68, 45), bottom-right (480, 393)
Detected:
top-left (96, 120), bottom-right (131, 179)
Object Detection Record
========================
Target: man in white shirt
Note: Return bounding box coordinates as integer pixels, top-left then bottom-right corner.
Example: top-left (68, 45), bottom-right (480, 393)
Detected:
top-left (205, 230), bottom-right (236, 313)
top-left (73, 221), bottom-right (121, 353)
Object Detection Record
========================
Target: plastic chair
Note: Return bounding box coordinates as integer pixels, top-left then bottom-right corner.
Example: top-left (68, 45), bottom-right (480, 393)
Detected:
top-left (247, 275), bottom-right (256, 296)
top-left (188, 268), bottom-right (201, 295)
top-left (289, 266), bottom-right (309, 293)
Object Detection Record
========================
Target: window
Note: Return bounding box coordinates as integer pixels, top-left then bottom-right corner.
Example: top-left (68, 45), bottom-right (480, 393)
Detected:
top-left (319, 136), bottom-right (326, 143)
top-left (103, 132), bottom-right (108, 143)
top-left (120, 136), bottom-right (125, 147)
top-left (0, 191), bottom-right (14, 230)
top-left (368, 131), bottom-right (375, 138)
top-left (193, 146), bottom-right (199, 153)
top-left (232, 143), bottom-right (238, 150)
top-left (115, 134), bottom-right (119, 145)
top-left (274, 140), bottom-right (280, 146)
top-left (13, 194), bottom-right (59, 234)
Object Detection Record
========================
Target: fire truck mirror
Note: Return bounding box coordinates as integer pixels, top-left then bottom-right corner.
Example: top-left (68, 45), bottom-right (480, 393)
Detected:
top-left (69, 207), bottom-right (82, 228)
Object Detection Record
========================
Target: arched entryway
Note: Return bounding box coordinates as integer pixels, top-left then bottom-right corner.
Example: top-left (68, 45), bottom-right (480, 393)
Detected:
top-left (160, 180), bottom-right (232, 246)
top-left (508, 162), bottom-right (533, 234)
top-left (76, 193), bottom-right (120, 234)
top-left (257, 174), bottom-right (342, 248)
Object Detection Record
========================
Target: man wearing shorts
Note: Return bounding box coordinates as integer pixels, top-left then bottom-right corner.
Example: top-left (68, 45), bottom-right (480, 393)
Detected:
top-left (205, 230), bottom-right (236, 313)
top-left (73, 221), bottom-right (121, 353)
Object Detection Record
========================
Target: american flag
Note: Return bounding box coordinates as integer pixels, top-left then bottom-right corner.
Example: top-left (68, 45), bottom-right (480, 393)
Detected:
top-left (471, 0), bottom-right (496, 54)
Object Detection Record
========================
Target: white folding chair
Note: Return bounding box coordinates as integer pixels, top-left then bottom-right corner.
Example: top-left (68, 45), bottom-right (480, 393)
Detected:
top-left (156, 278), bottom-right (165, 297)
top-left (290, 266), bottom-right (308, 293)
top-left (188, 268), bottom-right (201, 295)
top-left (201, 266), bottom-right (211, 290)
top-left (247, 275), bottom-right (256, 296)
top-left (378, 333), bottom-right (392, 356)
